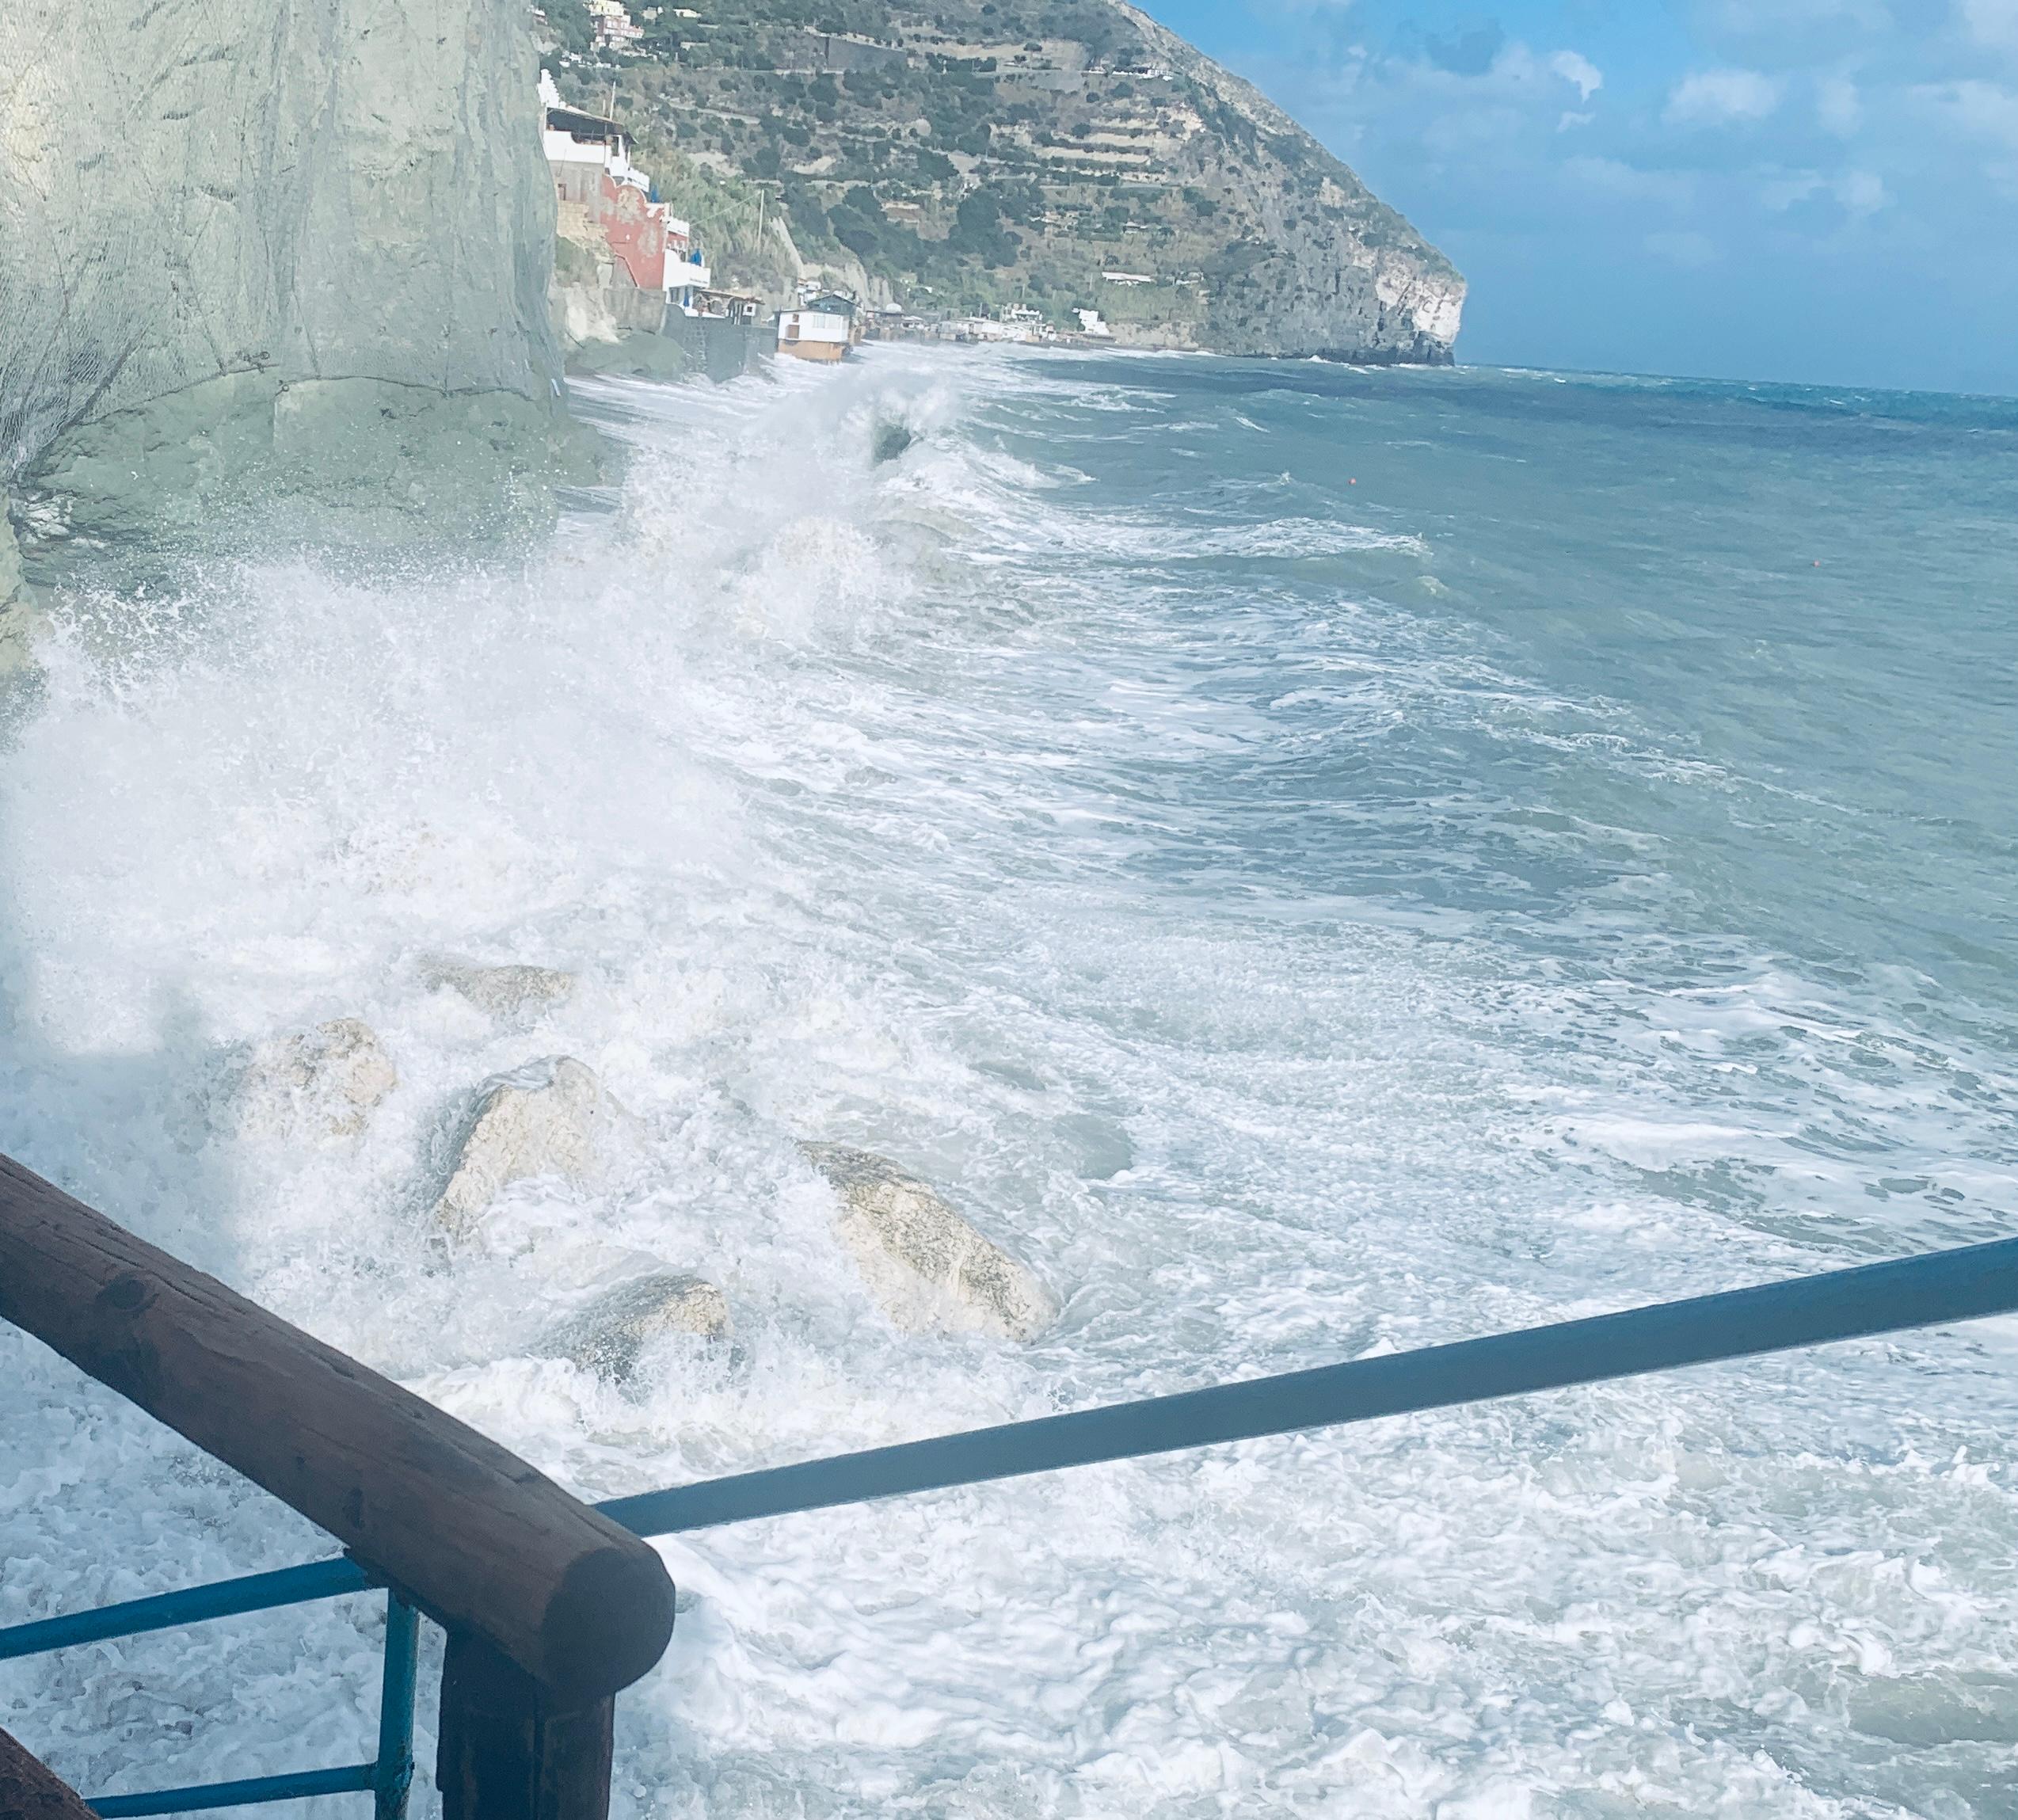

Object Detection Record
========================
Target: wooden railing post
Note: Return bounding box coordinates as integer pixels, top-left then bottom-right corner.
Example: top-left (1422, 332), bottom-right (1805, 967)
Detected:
top-left (436, 1632), bottom-right (615, 1820)
top-left (0, 1726), bottom-right (95, 1819)
top-left (0, 1156), bottom-right (676, 1698)
top-left (0, 1152), bottom-right (679, 1816)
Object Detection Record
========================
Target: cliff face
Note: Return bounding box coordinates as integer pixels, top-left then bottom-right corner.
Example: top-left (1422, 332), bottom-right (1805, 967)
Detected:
top-left (0, 0), bottom-right (575, 542)
top-left (1114, 6), bottom-right (1464, 361)
top-left (545, 0), bottom-right (1463, 361)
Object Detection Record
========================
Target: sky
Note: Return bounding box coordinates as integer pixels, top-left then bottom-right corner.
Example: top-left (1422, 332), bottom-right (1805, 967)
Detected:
top-left (1137, 1), bottom-right (2018, 394)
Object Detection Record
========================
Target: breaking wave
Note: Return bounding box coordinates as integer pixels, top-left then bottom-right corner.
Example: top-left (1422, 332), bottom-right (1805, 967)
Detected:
top-left (3, 347), bottom-right (2016, 1818)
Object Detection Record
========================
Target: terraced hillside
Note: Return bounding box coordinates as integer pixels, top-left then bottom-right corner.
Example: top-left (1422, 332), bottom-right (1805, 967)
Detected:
top-left (537, 0), bottom-right (1464, 360)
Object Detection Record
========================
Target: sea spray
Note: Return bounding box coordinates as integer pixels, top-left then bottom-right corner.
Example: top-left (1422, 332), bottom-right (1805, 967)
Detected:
top-left (2, 349), bottom-right (2015, 1816)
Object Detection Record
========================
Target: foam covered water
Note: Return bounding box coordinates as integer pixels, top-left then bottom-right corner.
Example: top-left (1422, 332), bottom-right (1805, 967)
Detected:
top-left (3, 350), bottom-right (2016, 1817)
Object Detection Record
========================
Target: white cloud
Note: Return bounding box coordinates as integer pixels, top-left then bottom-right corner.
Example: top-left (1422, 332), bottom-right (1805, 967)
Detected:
top-left (1644, 230), bottom-right (1719, 266)
top-left (1816, 74), bottom-right (1860, 135)
top-left (1761, 168), bottom-right (1888, 214)
top-left (1697, 0), bottom-right (1887, 25)
top-left (1563, 156), bottom-right (1698, 210)
top-left (1761, 171), bottom-right (1825, 209)
top-left (1548, 51), bottom-right (1604, 103)
top-left (1920, 78), bottom-right (2018, 147)
top-left (1959, 0), bottom-right (2018, 51)
top-left (1665, 68), bottom-right (1784, 126)
top-left (1342, 39), bottom-right (1609, 146)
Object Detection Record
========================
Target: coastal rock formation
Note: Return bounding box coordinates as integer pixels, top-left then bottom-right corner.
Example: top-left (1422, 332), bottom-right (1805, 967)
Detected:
top-left (564, 333), bottom-right (694, 383)
top-left (1117, 6), bottom-right (1464, 360)
top-left (800, 1143), bottom-right (1056, 1342)
top-left (0, 0), bottom-right (581, 546)
top-left (0, 514), bottom-right (36, 681)
top-left (421, 956), bottom-right (579, 1023)
top-left (549, 0), bottom-right (1462, 361)
top-left (240, 1019), bottom-right (398, 1143)
top-left (535, 1272), bottom-right (732, 1376)
top-left (435, 1057), bottom-right (621, 1242)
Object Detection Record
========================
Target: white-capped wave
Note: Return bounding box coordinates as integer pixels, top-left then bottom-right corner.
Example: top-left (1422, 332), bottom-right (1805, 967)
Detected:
top-left (2, 346), bottom-right (2013, 1820)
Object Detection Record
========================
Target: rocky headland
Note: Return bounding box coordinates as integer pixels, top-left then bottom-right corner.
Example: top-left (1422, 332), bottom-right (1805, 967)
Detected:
top-left (542, 0), bottom-right (1464, 361)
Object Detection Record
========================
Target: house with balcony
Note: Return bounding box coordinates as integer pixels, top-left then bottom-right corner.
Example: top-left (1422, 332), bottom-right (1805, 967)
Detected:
top-left (663, 218), bottom-right (711, 314)
top-left (775, 292), bottom-right (859, 363)
top-left (540, 71), bottom-right (708, 330)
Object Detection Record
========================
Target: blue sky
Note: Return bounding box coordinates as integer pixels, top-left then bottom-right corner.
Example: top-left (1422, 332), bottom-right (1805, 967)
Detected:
top-left (1137, 2), bottom-right (2018, 394)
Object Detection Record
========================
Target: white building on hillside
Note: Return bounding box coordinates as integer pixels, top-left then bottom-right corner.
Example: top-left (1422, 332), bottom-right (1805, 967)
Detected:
top-left (586, 0), bottom-right (642, 49)
top-left (776, 293), bottom-right (858, 363)
top-left (539, 71), bottom-right (709, 308)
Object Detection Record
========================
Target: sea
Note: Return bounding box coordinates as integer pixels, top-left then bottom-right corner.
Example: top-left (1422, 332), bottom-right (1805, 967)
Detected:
top-left (2, 348), bottom-right (2016, 1818)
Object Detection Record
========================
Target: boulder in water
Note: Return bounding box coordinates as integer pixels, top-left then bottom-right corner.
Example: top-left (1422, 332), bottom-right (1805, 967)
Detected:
top-left (799, 1143), bottom-right (1056, 1342)
top-left (434, 1057), bottom-right (621, 1243)
top-left (239, 1019), bottom-right (398, 1142)
top-left (421, 955), bottom-right (577, 1022)
top-left (535, 1272), bottom-right (731, 1376)
top-left (871, 418), bottom-right (916, 465)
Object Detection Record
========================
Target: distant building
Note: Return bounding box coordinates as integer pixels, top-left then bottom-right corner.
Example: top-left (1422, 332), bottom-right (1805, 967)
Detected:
top-left (695, 289), bottom-right (763, 324)
top-left (1075, 307), bottom-right (1114, 339)
top-left (540, 72), bottom-right (708, 317)
top-left (775, 293), bottom-right (858, 362)
top-left (663, 216), bottom-right (711, 311)
top-left (586, 0), bottom-right (642, 50)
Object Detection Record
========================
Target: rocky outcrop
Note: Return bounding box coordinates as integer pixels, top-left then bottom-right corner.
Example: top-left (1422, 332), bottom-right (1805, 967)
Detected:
top-left (434, 1057), bottom-right (623, 1243)
top-left (0, 511), bottom-right (37, 681)
top-left (1, 0), bottom-right (587, 543)
top-left (535, 1272), bottom-right (731, 1376)
top-left (240, 1019), bottom-right (398, 1143)
top-left (567, 0), bottom-right (1462, 362)
top-left (564, 334), bottom-right (694, 385)
top-left (800, 1143), bottom-right (1056, 1342)
top-left (17, 377), bottom-right (607, 559)
top-left (1116, 5), bottom-right (1464, 362)
top-left (421, 957), bottom-right (578, 1023)
top-left (0, 513), bottom-right (21, 607)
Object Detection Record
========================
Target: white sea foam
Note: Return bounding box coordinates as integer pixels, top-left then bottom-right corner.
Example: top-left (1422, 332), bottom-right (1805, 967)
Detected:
top-left (2, 346), bottom-right (2015, 1817)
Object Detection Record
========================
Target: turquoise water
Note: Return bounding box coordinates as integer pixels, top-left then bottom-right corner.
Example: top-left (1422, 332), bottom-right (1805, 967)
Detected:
top-left (2, 352), bottom-right (2015, 1816)
top-left (976, 360), bottom-right (2018, 1252)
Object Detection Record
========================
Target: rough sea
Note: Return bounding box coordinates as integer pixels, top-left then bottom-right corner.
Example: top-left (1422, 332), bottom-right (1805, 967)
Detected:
top-left (2, 349), bottom-right (2016, 1818)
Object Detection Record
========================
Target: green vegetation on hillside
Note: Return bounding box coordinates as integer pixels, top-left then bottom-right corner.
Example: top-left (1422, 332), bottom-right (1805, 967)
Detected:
top-left (535, 0), bottom-right (1460, 352)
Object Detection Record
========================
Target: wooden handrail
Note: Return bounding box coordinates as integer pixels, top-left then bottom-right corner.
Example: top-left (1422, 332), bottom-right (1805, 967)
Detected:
top-left (1, 1724), bottom-right (96, 1819)
top-left (0, 1155), bottom-right (676, 1708)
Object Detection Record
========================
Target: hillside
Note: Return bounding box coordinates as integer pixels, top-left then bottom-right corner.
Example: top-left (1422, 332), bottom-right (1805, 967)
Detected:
top-left (536, 0), bottom-right (1464, 360)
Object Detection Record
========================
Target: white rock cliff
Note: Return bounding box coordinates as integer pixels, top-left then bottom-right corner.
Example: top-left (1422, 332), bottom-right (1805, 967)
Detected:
top-left (0, 0), bottom-right (577, 543)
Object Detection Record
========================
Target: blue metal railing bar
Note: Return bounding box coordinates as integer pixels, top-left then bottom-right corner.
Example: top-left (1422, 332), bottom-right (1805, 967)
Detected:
top-left (0, 1562), bottom-right (366, 1666)
top-left (369, 1595), bottom-right (419, 1820)
top-left (598, 1233), bottom-right (2018, 1538)
top-left (8, 1235), bottom-right (2016, 1677)
top-left (86, 1762), bottom-right (375, 1817)
top-left (74, 1592), bottom-right (416, 1820)
top-left (6, 1236), bottom-right (2016, 1814)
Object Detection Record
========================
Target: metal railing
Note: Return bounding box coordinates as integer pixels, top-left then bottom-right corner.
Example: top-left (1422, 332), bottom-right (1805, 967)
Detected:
top-left (0, 1156), bottom-right (673, 1819)
top-left (8, 1234), bottom-right (2017, 1816)
top-left (48, 1595), bottom-right (414, 1820)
